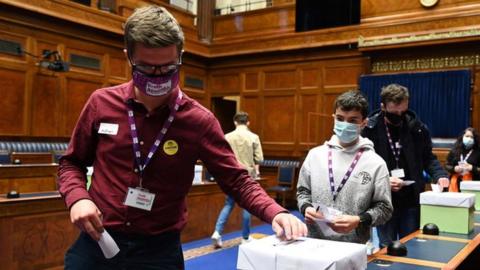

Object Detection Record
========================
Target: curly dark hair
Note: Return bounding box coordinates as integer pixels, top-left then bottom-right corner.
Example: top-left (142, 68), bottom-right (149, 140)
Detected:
top-left (451, 127), bottom-right (480, 159)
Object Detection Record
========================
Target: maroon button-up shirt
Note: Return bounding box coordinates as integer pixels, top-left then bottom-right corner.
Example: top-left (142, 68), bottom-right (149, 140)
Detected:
top-left (57, 81), bottom-right (285, 235)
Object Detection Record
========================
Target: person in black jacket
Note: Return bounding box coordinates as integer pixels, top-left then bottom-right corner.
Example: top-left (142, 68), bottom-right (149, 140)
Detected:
top-left (445, 127), bottom-right (480, 192)
top-left (361, 83), bottom-right (449, 247)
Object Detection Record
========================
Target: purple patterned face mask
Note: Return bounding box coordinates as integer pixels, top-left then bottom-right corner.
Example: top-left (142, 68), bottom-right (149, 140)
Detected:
top-left (132, 70), bottom-right (179, 97)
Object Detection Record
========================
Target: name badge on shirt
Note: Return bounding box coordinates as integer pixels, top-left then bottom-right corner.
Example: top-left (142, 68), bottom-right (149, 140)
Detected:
top-left (98, 123), bottom-right (119, 135)
top-left (124, 187), bottom-right (155, 211)
top-left (391, 168), bottom-right (405, 178)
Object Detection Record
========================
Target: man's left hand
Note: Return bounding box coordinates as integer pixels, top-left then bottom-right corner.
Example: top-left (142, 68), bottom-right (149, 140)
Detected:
top-left (437, 177), bottom-right (449, 188)
top-left (272, 213), bottom-right (308, 241)
top-left (329, 215), bottom-right (360, 234)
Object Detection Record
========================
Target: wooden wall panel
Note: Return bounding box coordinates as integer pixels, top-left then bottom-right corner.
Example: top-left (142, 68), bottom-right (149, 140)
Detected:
top-left (63, 79), bottom-right (100, 136)
top-left (300, 68), bottom-right (319, 89)
top-left (0, 69), bottom-right (27, 135)
top-left (241, 96), bottom-right (261, 133)
top-left (262, 95), bottom-right (295, 143)
top-left (298, 94), bottom-right (319, 145)
top-left (31, 75), bottom-right (60, 136)
top-left (245, 72), bottom-right (259, 91)
top-left (264, 69), bottom-right (296, 90)
top-left (211, 73), bottom-right (241, 94)
top-left (109, 56), bottom-right (128, 79)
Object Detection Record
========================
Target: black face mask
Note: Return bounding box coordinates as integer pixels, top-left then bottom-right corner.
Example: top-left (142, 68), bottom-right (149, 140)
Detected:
top-left (385, 111), bottom-right (406, 126)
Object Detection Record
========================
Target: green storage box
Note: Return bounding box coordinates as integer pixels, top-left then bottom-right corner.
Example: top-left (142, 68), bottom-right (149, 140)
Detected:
top-left (460, 181), bottom-right (480, 210)
top-left (420, 191), bottom-right (475, 234)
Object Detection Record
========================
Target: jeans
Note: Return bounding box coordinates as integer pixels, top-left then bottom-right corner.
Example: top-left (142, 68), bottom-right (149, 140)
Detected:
top-left (377, 206), bottom-right (419, 248)
top-left (214, 195), bottom-right (251, 239)
top-left (64, 230), bottom-right (184, 270)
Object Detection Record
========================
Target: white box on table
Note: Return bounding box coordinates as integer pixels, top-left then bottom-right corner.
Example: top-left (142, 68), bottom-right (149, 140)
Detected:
top-left (237, 235), bottom-right (367, 270)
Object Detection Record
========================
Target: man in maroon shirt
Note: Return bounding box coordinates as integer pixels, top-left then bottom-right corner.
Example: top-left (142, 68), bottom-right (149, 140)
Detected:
top-left (58, 5), bottom-right (306, 270)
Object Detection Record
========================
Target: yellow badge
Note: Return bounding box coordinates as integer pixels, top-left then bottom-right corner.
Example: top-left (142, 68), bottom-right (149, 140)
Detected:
top-left (163, 140), bottom-right (179, 156)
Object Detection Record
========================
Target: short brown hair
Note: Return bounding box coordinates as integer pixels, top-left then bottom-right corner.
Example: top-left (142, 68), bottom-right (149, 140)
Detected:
top-left (380, 84), bottom-right (409, 105)
top-left (124, 6), bottom-right (184, 58)
top-left (233, 112), bottom-right (249, 124)
top-left (334, 90), bottom-right (369, 119)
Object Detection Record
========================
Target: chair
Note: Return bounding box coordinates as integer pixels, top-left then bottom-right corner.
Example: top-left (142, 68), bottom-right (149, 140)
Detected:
top-left (267, 166), bottom-right (297, 208)
top-left (0, 149), bottom-right (10, 164)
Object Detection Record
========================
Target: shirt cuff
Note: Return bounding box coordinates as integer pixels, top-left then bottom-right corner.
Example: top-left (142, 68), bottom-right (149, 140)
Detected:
top-left (300, 203), bottom-right (313, 216)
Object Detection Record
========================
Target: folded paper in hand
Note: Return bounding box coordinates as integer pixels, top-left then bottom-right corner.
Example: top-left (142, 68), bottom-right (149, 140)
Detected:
top-left (98, 230), bottom-right (120, 259)
top-left (237, 235), bottom-right (367, 270)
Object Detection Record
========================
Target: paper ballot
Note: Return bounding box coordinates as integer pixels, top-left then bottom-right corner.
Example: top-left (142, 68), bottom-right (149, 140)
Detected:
top-left (402, 180), bottom-right (415, 186)
top-left (313, 203), bottom-right (343, 236)
top-left (98, 231), bottom-right (120, 259)
top-left (431, 184), bottom-right (442, 193)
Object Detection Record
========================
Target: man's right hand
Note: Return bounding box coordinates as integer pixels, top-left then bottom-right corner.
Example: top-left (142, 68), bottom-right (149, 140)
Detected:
top-left (390, 177), bottom-right (404, 192)
top-left (304, 206), bottom-right (324, 224)
top-left (70, 199), bottom-right (104, 241)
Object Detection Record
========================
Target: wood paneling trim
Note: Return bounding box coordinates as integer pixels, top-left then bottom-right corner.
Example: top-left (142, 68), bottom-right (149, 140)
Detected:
top-left (1, 0), bottom-right (125, 34)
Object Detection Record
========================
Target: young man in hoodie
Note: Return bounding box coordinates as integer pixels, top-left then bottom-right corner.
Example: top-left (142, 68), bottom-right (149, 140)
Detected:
top-left (297, 90), bottom-right (393, 244)
top-left (361, 83), bottom-right (449, 247)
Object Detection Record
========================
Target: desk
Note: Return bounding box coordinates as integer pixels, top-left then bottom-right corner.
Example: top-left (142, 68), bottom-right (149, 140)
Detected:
top-left (0, 163), bottom-right (58, 194)
top-left (368, 216), bottom-right (480, 270)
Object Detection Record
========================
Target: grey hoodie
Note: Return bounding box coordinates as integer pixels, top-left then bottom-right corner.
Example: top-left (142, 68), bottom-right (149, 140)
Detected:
top-left (297, 135), bottom-right (393, 244)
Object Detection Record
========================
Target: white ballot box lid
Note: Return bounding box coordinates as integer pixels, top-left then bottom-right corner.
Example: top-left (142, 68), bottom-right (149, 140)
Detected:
top-left (460, 181), bottom-right (480, 191)
top-left (420, 191), bottom-right (475, 208)
top-left (237, 235), bottom-right (367, 270)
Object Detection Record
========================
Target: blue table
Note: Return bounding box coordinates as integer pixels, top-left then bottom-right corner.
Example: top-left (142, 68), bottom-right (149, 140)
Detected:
top-left (368, 226), bottom-right (480, 270)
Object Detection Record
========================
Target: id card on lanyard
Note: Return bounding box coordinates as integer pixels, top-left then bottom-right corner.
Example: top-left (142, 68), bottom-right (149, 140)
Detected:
top-left (385, 120), bottom-right (404, 178)
top-left (123, 89), bottom-right (183, 211)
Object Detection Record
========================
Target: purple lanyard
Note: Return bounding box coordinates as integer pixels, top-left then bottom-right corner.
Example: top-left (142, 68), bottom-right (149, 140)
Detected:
top-left (127, 91), bottom-right (183, 187)
top-left (384, 120), bottom-right (400, 168)
top-left (327, 146), bottom-right (364, 201)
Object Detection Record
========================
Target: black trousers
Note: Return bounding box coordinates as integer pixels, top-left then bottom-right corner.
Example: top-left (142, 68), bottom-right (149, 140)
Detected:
top-left (65, 230), bottom-right (184, 270)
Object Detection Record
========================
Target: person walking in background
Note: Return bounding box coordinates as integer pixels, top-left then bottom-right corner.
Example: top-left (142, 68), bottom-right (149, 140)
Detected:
top-left (361, 83), bottom-right (449, 248)
top-left (211, 112), bottom-right (264, 248)
top-left (57, 6), bottom-right (306, 270)
top-left (445, 127), bottom-right (480, 192)
top-left (297, 90), bottom-right (393, 244)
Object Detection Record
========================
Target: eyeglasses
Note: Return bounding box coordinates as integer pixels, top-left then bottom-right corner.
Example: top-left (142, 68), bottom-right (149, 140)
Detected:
top-left (131, 62), bottom-right (181, 76)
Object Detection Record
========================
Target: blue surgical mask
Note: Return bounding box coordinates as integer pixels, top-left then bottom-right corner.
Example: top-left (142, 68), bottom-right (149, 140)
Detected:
top-left (333, 120), bottom-right (360, 144)
top-left (463, 136), bottom-right (474, 149)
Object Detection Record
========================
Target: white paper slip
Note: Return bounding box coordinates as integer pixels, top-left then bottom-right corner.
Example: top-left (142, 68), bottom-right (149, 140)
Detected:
top-left (314, 203), bottom-right (342, 223)
top-left (402, 180), bottom-right (415, 186)
top-left (431, 184), bottom-right (442, 193)
top-left (98, 230), bottom-right (120, 259)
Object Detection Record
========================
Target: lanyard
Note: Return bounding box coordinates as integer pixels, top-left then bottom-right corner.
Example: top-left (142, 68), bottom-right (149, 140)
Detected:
top-left (127, 91), bottom-right (183, 187)
top-left (327, 146), bottom-right (364, 201)
top-left (460, 150), bottom-right (473, 163)
top-left (384, 120), bottom-right (400, 168)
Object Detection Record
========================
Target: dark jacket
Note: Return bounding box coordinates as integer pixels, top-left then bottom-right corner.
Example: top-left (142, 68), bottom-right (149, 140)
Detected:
top-left (445, 147), bottom-right (480, 180)
top-left (361, 109), bottom-right (448, 204)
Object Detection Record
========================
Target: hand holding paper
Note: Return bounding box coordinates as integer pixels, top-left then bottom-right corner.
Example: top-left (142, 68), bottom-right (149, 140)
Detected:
top-left (98, 231), bottom-right (120, 259)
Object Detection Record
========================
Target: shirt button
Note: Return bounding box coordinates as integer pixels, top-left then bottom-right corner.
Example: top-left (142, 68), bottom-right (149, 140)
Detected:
top-left (146, 114), bottom-right (150, 118)
top-left (140, 141), bottom-right (144, 145)
top-left (126, 222), bottom-right (131, 226)
top-left (134, 168), bottom-right (139, 173)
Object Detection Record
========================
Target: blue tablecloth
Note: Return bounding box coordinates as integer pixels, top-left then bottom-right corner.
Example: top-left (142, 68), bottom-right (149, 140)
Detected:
top-left (368, 259), bottom-right (438, 270)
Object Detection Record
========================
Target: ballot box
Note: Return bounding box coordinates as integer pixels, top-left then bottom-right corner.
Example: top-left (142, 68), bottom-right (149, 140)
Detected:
top-left (460, 181), bottom-right (480, 210)
top-left (420, 191), bottom-right (475, 234)
top-left (237, 235), bottom-right (367, 270)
